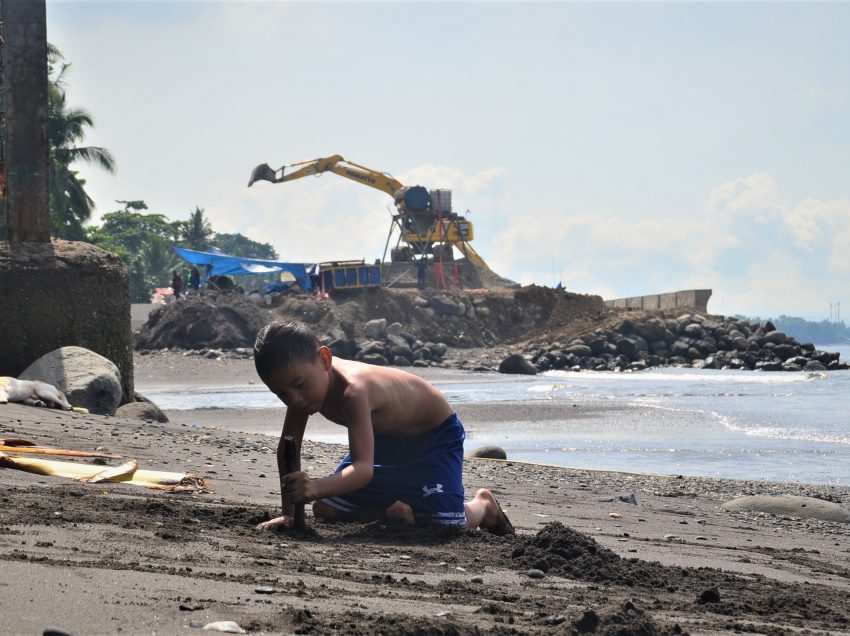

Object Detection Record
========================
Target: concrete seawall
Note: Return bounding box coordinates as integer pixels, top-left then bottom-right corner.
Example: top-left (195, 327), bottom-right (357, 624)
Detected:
top-left (604, 289), bottom-right (712, 313)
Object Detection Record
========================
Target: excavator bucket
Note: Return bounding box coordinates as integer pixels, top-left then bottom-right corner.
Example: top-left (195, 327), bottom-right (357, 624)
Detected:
top-left (248, 163), bottom-right (278, 187)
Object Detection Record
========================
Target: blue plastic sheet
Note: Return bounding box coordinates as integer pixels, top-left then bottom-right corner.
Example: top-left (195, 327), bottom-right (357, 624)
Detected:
top-left (174, 247), bottom-right (317, 291)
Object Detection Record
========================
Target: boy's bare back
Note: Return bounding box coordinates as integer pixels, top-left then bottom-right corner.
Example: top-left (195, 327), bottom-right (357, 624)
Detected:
top-left (320, 358), bottom-right (453, 437)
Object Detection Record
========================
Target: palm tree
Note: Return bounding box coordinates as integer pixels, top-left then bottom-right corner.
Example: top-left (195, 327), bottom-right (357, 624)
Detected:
top-left (181, 206), bottom-right (213, 250)
top-left (141, 234), bottom-right (180, 288)
top-left (47, 47), bottom-right (116, 239)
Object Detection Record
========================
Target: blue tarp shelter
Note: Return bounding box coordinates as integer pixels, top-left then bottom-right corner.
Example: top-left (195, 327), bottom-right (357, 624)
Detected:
top-left (174, 247), bottom-right (317, 291)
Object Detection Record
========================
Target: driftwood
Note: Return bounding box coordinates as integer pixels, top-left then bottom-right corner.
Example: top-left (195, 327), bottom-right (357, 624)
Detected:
top-left (282, 435), bottom-right (307, 532)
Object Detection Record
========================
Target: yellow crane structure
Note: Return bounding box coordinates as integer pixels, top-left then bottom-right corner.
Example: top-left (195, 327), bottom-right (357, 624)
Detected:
top-left (248, 154), bottom-right (488, 267)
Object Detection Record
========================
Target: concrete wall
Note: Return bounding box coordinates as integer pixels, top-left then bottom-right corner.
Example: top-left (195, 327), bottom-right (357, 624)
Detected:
top-left (0, 240), bottom-right (134, 402)
top-left (604, 289), bottom-right (712, 313)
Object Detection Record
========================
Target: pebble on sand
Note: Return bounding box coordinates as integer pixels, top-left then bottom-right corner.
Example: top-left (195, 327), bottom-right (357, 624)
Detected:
top-left (202, 621), bottom-right (246, 634)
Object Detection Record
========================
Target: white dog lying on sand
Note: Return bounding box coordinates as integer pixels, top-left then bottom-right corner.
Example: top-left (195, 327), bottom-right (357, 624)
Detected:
top-left (0, 377), bottom-right (88, 413)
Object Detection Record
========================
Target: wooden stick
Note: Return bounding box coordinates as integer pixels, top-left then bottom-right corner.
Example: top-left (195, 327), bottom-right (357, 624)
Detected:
top-left (0, 445), bottom-right (122, 459)
top-left (282, 435), bottom-right (306, 532)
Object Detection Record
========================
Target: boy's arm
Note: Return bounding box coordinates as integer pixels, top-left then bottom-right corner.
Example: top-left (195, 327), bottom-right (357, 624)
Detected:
top-left (279, 408), bottom-right (309, 514)
top-left (257, 408), bottom-right (308, 530)
top-left (299, 391), bottom-right (374, 501)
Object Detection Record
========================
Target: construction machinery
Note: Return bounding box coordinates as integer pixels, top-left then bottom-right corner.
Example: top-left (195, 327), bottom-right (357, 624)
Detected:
top-left (247, 154), bottom-right (487, 266)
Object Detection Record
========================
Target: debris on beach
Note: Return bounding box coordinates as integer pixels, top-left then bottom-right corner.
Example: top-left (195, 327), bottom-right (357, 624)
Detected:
top-left (0, 438), bottom-right (121, 459)
top-left (202, 621), bottom-right (246, 634)
top-left (0, 443), bottom-right (211, 492)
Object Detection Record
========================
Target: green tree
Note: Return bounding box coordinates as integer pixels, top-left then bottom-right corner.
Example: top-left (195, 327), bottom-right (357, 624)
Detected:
top-left (141, 235), bottom-right (180, 290)
top-left (211, 232), bottom-right (278, 259)
top-left (180, 206), bottom-right (213, 250)
top-left (85, 201), bottom-right (181, 301)
top-left (48, 47), bottom-right (116, 239)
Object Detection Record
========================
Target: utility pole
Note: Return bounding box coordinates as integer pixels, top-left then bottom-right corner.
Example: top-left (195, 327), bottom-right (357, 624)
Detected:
top-left (1, 0), bottom-right (50, 242)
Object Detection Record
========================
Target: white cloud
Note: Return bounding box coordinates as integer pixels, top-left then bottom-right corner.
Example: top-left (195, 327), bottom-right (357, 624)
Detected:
top-left (706, 172), bottom-right (783, 222)
top-left (782, 197), bottom-right (850, 257)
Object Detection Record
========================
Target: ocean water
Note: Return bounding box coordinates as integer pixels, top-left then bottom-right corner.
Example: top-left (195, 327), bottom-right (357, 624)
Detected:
top-left (146, 344), bottom-right (850, 485)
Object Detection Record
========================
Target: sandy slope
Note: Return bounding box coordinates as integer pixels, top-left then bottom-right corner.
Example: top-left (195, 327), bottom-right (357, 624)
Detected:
top-left (1, 355), bottom-right (849, 634)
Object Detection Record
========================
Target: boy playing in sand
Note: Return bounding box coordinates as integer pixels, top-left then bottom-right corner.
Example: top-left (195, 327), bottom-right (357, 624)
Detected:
top-left (253, 320), bottom-right (514, 534)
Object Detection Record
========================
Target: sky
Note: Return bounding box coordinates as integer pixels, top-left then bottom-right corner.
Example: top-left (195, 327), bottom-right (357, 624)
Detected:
top-left (46, 1), bottom-right (850, 321)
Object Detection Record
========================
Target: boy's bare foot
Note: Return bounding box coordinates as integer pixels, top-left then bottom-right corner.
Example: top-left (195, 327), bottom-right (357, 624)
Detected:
top-left (384, 500), bottom-right (415, 525)
top-left (473, 488), bottom-right (515, 536)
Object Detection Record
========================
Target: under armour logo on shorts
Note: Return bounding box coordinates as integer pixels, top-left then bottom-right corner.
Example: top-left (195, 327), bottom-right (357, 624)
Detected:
top-left (422, 484), bottom-right (444, 498)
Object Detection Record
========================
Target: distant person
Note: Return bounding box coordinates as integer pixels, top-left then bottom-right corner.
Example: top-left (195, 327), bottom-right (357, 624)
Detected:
top-left (171, 270), bottom-right (183, 300)
top-left (416, 259), bottom-right (427, 289)
top-left (189, 266), bottom-right (201, 292)
top-left (253, 320), bottom-right (514, 535)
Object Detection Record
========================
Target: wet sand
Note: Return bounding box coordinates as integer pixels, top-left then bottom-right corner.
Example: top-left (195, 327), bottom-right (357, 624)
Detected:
top-left (1, 353), bottom-right (849, 634)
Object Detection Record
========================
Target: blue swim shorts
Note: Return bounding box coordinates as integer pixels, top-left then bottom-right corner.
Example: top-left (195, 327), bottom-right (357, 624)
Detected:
top-left (321, 412), bottom-right (467, 526)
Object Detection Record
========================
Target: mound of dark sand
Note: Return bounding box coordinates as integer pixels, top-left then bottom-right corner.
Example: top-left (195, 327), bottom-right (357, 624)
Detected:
top-left (509, 522), bottom-right (719, 590)
top-left (572, 600), bottom-right (676, 636)
top-left (135, 291), bottom-right (269, 350)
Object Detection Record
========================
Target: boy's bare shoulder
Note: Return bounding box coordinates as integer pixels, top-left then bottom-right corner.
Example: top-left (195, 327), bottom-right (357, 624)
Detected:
top-left (332, 358), bottom-right (422, 388)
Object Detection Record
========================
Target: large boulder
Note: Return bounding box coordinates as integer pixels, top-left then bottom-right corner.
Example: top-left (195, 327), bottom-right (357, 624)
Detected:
top-left (467, 445), bottom-right (507, 460)
top-left (364, 318), bottom-right (387, 340)
top-left (498, 354), bottom-right (538, 375)
top-left (20, 346), bottom-right (122, 415)
top-left (723, 495), bottom-right (850, 523)
top-left (429, 294), bottom-right (465, 316)
top-left (116, 401), bottom-right (169, 423)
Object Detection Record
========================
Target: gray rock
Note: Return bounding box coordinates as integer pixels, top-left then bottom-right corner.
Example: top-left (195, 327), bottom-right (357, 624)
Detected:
top-left (386, 322), bottom-right (404, 337)
top-left (616, 338), bottom-right (637, 359)
top-left (565, 344), bottom-right (592, 358)
top-left (358, 340), bottom-right (386, 357)
top-left (723, 495), bottom-right (850, 523)
top-left (635, 317), bottom-right (669, 342)
top-left (364, 318), bottom-right (387, 340)
top-left (467, 445), bottom-right (507, 460)
top-left (763, 330), bottom-right (787, 344)
top-left (115, 401), bottom-right (169, 423)
top-left (773, 343), bottom-right (798, 360)
top-left (498, 354), bottom-right (537, 375)
top-left (526, 569), bottom-right (546, 579)
top-left (683, 323), bottom-right (706, 339)
top-left (429, 294), bottom-right (465, 316)
top-left (360, 353), bottom-right (389, 366)
top-left (21, 346), bottom-right (122, 416)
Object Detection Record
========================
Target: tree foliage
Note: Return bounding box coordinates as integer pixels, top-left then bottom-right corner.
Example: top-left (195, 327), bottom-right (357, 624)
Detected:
top-left (47, 47), bottom-right (116, 239)
top-left (85, 200), bottom-right (277, 302)
top-left (211, 233), bottom-right (278, 260)
top-left (180, 206), bottom-right (213, 251)
top-left (85, 201), bottom-right (182, 301)
top-left (740, 314), bottom-right (850, 345)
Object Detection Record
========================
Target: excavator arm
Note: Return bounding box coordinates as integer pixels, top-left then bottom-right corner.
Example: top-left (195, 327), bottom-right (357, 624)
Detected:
top-left (248, 154), bottom-right (405, 199)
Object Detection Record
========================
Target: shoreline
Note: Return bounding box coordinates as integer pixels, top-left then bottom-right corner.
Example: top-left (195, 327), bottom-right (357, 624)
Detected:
top-left (137, 352), bottom-right (850, 487)
top-left (1, 354), bottom-right (849, 633)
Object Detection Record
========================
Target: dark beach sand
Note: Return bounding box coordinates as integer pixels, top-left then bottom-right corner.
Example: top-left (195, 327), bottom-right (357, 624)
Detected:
top-left (1, 353), bottom-right (848, 634)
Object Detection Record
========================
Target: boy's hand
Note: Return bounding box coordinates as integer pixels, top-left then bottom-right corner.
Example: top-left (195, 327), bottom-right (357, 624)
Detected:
top-left (284, 470), bottom-right (318, 504)
top-left (256, 515), bottom-right (293, 531)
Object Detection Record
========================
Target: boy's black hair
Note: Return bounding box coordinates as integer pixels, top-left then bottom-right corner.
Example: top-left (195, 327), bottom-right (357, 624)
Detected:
top-left (254, 321), bottom-right (319, 379)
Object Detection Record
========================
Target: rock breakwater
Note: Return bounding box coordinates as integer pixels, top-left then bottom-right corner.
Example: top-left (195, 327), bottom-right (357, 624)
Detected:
top-left (504, 313), bottom-right (848, 373)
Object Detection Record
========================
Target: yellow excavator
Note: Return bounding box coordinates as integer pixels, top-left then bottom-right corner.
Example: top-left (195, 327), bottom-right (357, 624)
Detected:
top-left (248, 154), bottom-right (487, 266)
